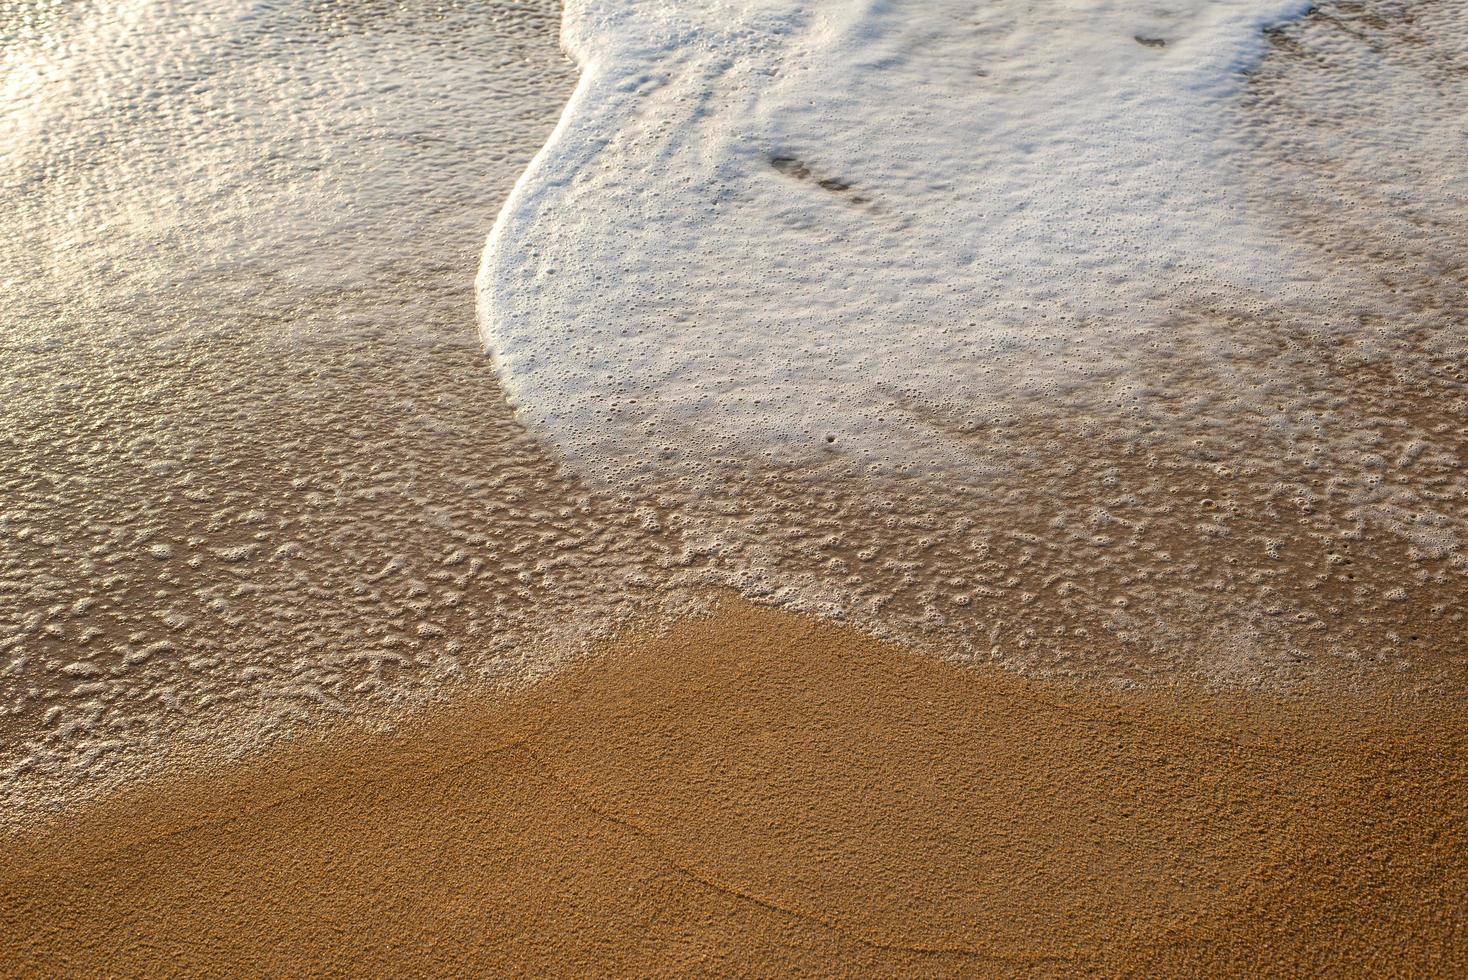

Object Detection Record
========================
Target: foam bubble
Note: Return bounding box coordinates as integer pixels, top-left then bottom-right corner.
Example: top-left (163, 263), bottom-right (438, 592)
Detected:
top-left (479, 0), bottom-right (1366, 480)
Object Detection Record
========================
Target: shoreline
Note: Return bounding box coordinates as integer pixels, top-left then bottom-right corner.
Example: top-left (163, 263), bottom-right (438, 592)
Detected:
top-left (4, 2), bottom-right (1465, 972)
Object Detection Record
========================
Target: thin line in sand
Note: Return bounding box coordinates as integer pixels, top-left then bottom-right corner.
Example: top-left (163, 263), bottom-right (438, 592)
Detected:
top-left (1, 599), bottom-right (1463, 976)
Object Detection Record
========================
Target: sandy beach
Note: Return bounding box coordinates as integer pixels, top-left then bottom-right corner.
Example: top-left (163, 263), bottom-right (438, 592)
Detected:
top-left (4, 599), bottom-right (1463, 975)
top-left (3, 0), bottom-right (1466, 973)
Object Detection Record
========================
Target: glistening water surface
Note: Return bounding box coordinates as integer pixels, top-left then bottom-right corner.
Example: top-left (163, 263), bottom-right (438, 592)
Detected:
top-left (2, 0), bottom-right (1466, 817)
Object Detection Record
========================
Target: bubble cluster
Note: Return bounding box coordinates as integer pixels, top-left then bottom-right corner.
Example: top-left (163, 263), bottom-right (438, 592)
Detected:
top-left (479, 0), bottom-right (1399, 480)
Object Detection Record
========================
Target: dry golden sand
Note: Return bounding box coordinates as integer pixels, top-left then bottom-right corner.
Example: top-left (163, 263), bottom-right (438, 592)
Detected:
top-left (1, 599), bottom-right (1464, 977)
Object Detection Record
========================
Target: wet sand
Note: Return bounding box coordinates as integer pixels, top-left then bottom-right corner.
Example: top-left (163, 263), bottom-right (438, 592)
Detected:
top-left (3, 598), bottom-right (1463, 977)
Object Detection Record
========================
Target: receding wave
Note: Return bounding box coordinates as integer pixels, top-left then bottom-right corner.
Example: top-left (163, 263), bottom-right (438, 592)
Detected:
top-left (475, 0), bottom-right (1468, 694)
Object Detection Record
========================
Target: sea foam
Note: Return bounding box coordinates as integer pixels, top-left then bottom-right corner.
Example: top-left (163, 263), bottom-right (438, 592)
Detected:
top-left (478, 0), bottom-right (1366, 481)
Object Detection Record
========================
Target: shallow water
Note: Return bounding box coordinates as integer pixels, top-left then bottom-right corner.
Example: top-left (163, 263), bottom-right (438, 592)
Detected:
top-left (1, 0), bottom-right (1465, 814)
top-left (480, 0), bottom-right (1468, 687)
top-left (0, 0), bottom-right (607, 810)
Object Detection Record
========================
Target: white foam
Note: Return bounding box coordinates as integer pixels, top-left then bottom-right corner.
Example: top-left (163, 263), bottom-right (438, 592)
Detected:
top-left (478, 0), bottom-right (1371, 480)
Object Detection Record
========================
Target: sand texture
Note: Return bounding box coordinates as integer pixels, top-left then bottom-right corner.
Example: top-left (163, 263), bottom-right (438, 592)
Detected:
top-left (2, 600), bottom-right (1463, 977)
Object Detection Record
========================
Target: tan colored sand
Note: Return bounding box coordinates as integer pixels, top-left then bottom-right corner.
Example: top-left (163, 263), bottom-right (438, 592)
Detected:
top-left (2, 599), bottom-right (1464, 976)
